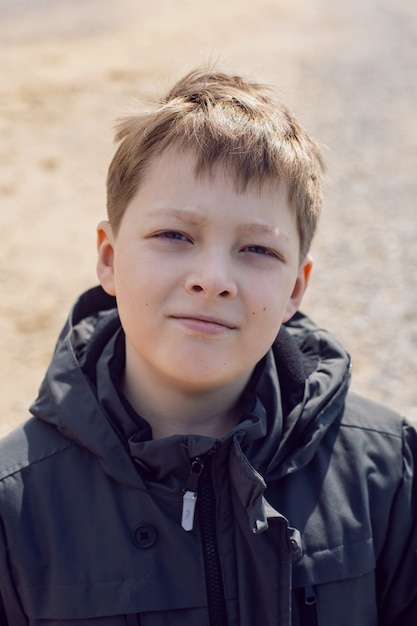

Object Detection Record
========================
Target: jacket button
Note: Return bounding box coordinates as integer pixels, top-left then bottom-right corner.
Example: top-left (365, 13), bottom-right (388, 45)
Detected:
top-left (133, 524), bottom-right (157, 549)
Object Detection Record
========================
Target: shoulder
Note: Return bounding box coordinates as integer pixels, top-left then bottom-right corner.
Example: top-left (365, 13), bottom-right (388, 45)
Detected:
top-left (0, 417), bottom-right (72, 482)
top-left (340, 391), bottom-right (416, 450)
top-left (333, 391), bottom-right (417, 484)
top-left (342, 391), bottom-right (405, 434)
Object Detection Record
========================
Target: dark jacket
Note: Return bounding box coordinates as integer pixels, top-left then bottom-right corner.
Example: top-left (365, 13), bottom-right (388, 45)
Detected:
top-left (0, 286), bottom-right (416, 625)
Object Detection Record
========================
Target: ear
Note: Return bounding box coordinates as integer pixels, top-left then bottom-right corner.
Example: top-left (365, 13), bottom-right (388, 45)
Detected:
top-left (96, 220), bottom-right (116, 296)
top-left (282, 255), bottom-right (313, 323)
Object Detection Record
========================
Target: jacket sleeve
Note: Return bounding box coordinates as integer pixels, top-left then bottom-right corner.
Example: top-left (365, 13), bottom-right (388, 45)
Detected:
top-left (378, 420), bottom-right (417, 626)
top-left (0, 516), bottom-right (28, 625)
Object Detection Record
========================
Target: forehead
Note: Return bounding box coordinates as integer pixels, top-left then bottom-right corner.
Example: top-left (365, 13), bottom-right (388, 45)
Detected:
top-left (142, 146), bottom-right (288, 200)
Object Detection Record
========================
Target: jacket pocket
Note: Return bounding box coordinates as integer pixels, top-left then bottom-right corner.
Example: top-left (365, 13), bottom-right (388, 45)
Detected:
top-left (293, 572), bottom-right (379, 626)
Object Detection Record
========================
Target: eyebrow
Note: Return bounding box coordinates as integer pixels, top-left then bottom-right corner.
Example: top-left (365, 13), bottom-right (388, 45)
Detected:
top-left (238, 222), bottom-right (290, 242)
top-left (147, 208), bottom-right (205, 226)
top-left (147, 208), bottom-right (290, 241)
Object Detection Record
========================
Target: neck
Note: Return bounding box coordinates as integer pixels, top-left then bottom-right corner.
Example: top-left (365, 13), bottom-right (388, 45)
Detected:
top-left (121, 350), bottom-right (251, 440)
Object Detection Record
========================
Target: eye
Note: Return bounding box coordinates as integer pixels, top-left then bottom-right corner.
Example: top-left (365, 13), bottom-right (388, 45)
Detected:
top-left (154, 230), bottom-right (191, 242)
top-left (243, 245), bottom-right (278, 258)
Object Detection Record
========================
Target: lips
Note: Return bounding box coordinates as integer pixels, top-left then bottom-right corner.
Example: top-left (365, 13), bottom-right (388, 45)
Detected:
top-left (170, 314), bottom-right (237, 334)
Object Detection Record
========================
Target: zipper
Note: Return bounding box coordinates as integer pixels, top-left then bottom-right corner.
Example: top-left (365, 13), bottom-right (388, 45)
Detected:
top-left (197, 454), bottom-right (228, 626)
top-left (181, 453), bottom-right (228, 624)
top-left (182, 453), bottom-right (229, 625)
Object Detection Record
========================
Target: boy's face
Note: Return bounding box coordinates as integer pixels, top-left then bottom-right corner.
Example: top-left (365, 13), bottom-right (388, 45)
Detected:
top-left (97, 148), bottom-right (311, 397)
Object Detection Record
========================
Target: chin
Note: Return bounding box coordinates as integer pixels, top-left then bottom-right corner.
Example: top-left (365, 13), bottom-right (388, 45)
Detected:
top-left (168, 367), bottom-right (250, 395)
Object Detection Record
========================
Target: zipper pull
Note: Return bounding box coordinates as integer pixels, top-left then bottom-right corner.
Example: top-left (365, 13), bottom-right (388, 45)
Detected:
top-left (304, 585), bottom-right (317, 606)
top-left (304, 585), bottom-right (318, 626)
top-left (181, 458), bottom-right (204, 531)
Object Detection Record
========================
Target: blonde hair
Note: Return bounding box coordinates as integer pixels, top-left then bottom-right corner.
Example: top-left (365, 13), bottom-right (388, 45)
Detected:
top-left (107, 69), bottom-right (324, 259)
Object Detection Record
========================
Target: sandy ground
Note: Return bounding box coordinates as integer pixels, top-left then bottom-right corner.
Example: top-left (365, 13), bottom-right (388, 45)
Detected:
top-left (0, 0), bottom-right (416, 435)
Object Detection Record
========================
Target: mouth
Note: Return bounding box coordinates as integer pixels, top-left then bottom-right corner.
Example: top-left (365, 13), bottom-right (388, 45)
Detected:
top-left (170, 314), bottom-right (237, 334)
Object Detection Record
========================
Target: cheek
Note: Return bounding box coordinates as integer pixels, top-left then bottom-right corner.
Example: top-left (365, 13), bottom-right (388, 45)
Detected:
top-left (247, 301), bottom-right (282, 342)
top-left (246, 277), bottom-right (293, 337)
top-left (126, 250), bottom-right (178, 286)
top-left (255, 306), bottom-right (283, 337)
top-left (114, 254), bottom-right (174, 324)
top-left (115, 249), bottom-right (154, 293)
top-left (247, 276), bottom-right (291, 316)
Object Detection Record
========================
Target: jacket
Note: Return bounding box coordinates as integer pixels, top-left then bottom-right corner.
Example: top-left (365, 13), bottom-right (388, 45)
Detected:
top-left (0, 285), bottom-right (416, 625)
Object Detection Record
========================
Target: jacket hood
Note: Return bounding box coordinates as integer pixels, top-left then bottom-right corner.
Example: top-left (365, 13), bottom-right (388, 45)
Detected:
top-left (30, 286), bottom-right (352, 485)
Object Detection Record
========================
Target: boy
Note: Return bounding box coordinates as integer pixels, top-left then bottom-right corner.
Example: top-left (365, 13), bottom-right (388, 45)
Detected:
top-left (0, 69), bottom-right (416, 625)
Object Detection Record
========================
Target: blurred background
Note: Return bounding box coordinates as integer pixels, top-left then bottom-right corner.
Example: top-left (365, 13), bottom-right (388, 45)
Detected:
top-left (0, 0), bottom-right (416, 433)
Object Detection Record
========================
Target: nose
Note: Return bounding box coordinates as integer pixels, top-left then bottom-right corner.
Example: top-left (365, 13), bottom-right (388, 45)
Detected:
top-left (184, 250), bottom-right (238, 299)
